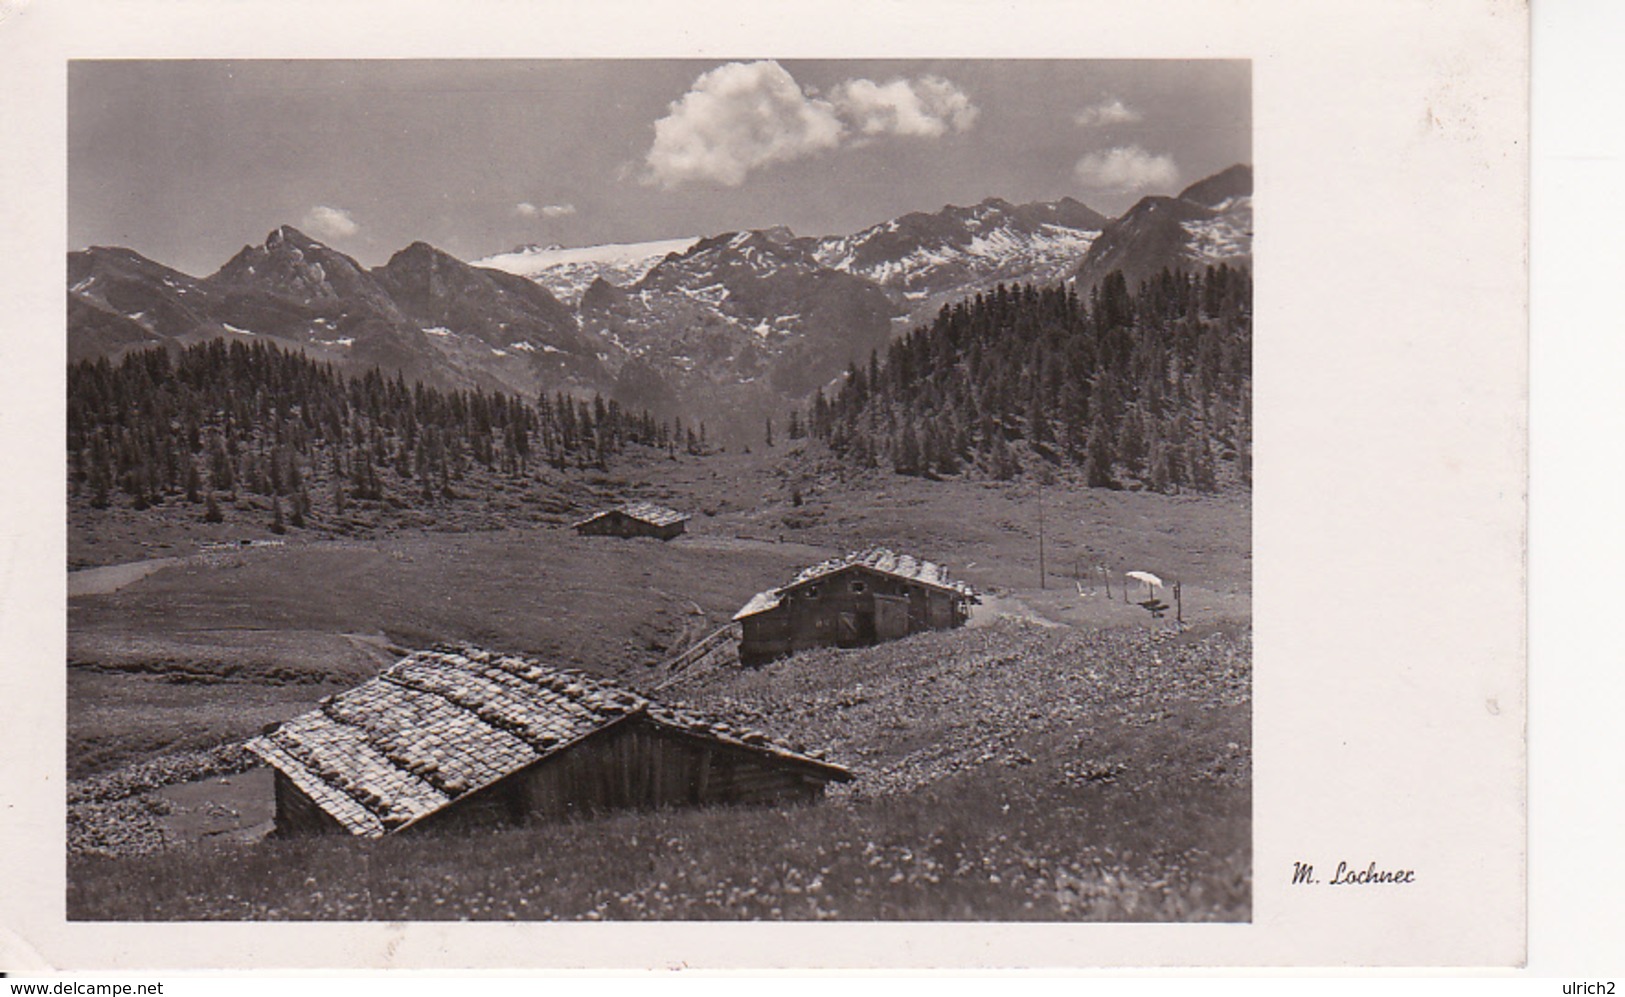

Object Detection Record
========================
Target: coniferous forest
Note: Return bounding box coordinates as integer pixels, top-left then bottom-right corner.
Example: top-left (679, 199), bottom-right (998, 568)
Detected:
top-left (67, 339), bottom-right (689, 529)
top-left (68, 264), bottom-right (1249, 542)
top-left (806, 266), bottom-right (1251, 492)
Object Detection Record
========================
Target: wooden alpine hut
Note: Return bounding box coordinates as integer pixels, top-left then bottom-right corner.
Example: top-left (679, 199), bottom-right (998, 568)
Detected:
top-left (732, 547), bottom-right (979, 665)
top-left (572, 501), bottom-right (690, 540)
top-left (245, 646), bottom-right (852, 838)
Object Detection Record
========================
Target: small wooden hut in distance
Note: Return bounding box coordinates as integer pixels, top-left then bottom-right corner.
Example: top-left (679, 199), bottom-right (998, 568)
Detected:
top-left (245, 647), bottom-right (852, 838)
top-left (733, 547), bottom-right (978, 665)
top-left (572, 501), bottom-right (690, 540)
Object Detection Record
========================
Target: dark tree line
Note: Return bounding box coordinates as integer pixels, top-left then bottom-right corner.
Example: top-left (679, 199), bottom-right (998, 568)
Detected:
top-left (805, 265), bottom-right (1251, 493)
top-left (68, 339), bottom-right (683, 523)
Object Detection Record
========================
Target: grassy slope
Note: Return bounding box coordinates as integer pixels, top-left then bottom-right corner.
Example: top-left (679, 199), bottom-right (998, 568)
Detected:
top-left (68, 457), bottom-right (593, 571)
top-left (66, 441), bottom-right (1251, 920)
top-left (68, 622), bottom-right (1250, 921)
top-left (68, 529), bottom-right (832, 777)
top-left (69, 670), bottom-right (338, 781)
top-left (640, 442), bottom-right (1252, 599)
top-left (68, 442), bottom-right (1248, 777)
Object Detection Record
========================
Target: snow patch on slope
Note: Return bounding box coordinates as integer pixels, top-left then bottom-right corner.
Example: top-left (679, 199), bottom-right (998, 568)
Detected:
top-left (1180, 196), bottom-right (1252, 265)
top-left (817, 225), bottom-right (1100, 293)
top-left (474, 237), bottom-right (700, 305)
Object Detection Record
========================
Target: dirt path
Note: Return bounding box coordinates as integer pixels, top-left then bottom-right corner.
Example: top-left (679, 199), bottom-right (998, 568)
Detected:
top-left (969, 592), bottom-right (1061, 628)
top-left (68, 557), bottom-right (182, 598)
top-left (70, 540), bottom-right (297, 599)
top-left (153, 767), bottom-right (275, 846)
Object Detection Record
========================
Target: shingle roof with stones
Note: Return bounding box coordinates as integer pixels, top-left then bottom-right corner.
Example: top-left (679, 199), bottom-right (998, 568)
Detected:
top-left (245, 647), bottom-right (851, 837)
top-left (572, 501), bottom-right (690, 529)
top-left (733, 546), bottom-right (979, 621)
top-left (732, 589), bottom-right (786, 621)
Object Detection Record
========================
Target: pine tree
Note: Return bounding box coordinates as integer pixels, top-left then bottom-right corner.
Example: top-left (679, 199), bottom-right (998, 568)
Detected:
top-left (1164, 441), bottom-right (1187, 492)
top-left (1190, 440), bottom-right (1216, 493)
top-left (1027, 380), bottom-right (1050, 446)
top-left (130, 465), bottom-right (150, 511)
top-left (894, 422), bottom-right (922, 476)
top-left (934, 423), bottom-right (960, 476)
top-left (1084, 409), bottom-right (1115, 488)
top-left (1150, 439), bottom-right (1172, 494)
top-left (88, 464), bottom-right (110, 510)
top-left (1118, 408), bottom-right (1146, 479)
top-left (989, 433), bottom-right (1018, 481)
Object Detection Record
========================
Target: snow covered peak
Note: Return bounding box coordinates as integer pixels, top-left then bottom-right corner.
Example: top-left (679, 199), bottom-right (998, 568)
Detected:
top-left (476, 237), bottom-right (699, 275)
top-left (474, 236), bottom-right (700, 305)
top-left (808, 195), bottom-right (1107, 302)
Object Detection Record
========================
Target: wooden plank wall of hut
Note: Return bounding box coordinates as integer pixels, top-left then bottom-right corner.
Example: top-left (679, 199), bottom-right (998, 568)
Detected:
top-left (874, 593), bottom-right (910, 641)
top-left (409, 779), bottom-right (518, 835)
top-left (578, 513), bottom-right (684, 540)
top-left (784, 569), bottom-right (873, 650)
top-left (782, 567), bottom-right (959, 648)
top-left (743, 568), bottom-right (968, 664)
top-left (273, 770), bottom-right (348, 836)
top-left (513, 719), bottom-right (822, 820)
top-left (576, 512), bottom-right (628, 537)
top-left (740, 611), bottom-right (794, 665)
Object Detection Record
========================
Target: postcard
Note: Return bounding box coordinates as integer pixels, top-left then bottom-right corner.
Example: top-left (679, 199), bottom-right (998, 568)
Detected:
top-left (0, 0), bottom-right (1527, 971)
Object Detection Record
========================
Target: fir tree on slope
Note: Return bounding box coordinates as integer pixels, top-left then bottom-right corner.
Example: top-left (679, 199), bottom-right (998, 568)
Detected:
top-left (808, 266), bottom-right (1251, 493)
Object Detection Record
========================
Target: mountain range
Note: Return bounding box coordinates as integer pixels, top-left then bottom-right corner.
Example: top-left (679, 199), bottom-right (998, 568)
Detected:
top-left (1069, 164), bottom-right (1253, 292)
top-left (69, 164), bottom-right (1250, 439)
top-left (68, 226), bottom-right (605, 396)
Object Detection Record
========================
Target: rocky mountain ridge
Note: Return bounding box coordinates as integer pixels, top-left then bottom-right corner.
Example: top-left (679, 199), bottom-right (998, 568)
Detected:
top-left (68, 165), bottom-right (1251, 439)
top-left (1068, 165), bottom-right (1252, 292)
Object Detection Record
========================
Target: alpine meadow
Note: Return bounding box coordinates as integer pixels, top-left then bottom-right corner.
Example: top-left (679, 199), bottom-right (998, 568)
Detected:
top-left (65, 58), bottom-right (1253, 922)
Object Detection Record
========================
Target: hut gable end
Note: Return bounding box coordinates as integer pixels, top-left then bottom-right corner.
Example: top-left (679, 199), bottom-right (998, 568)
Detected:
top-left (572, 502), bottom-right (690, 539)
top-left (734, 547), bottom-right (979, 664)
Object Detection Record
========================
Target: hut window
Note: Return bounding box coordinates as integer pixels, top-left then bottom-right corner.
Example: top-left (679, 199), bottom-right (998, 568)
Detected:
top-left (851, 581), bottom-right (867, 594)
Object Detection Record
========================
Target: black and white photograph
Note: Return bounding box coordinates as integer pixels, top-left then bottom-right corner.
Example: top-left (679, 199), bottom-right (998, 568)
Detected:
top-left (62, 57), bottom-right (1253, 922)
top-left (0, 0), bottom-right (1544, 975)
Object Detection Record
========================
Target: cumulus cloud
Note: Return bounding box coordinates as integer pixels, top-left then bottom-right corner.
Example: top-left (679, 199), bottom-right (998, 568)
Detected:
top-left (1074, 97), bottom-right (1143, 129)
top-left (516, 202), bottom-right (575, 218)
top-left (1073, 145), bottom-right (1179, 192)
top-left (644, 61), bottom-right (843, 188)
top-left (642, 60), bottom-right (978, 188)
top-left (830, 75), bottom-right (978, 138)
top-left (301, 205), bottom-right (359, 240)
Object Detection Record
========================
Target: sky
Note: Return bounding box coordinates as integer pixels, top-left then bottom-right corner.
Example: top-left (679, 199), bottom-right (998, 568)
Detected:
top-left (69, 59), bottom-right (1249, 275)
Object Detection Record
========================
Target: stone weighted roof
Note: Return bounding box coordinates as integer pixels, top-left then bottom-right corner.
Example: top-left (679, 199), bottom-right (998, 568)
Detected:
top-left (245, 646), bottom-right (850, 837)
top-left (733, 546), bottom-right (979, 621)
top-left (572, 501), bottom-right (690, 529)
